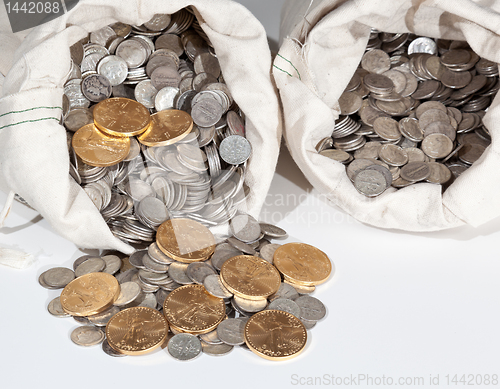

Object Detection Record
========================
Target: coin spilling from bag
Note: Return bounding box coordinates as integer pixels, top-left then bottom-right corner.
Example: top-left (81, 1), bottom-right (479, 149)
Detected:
top-left (40, 218), bottom-right (334, 361)
top-left (316, 31), bottom-right (498, 197)
top-left (64, 8), bottom-right (251, 236)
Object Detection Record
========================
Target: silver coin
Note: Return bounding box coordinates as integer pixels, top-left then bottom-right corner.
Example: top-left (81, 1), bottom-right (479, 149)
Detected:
top-left (102, 255), bottom-right (122, 275)
top-left (41, 267), bottom-right (75, 288)
top-left (47, 296), bottom-right (70, 317)
top-left (232, 296), bottom-right (267, 313)
top-left (408, 37), bottom-right (437, 55)
top-left (199, 329), bottom-right (223, 345)
top-left (200, 341), bottom-right (234, 356)
top-left (267, 298), bottom-right (301, 318)
top-left (129, 250), bottom-right (148, 269)
top-left (144, 14), bottom-right (172, 31)
top-left (102, 338), bottom-right (126, 357)
top-left (259, 243), bottom-right (281, 264)
top-left (269, 282), bottom-right (300, 302)
top-left (116, 39), bottom-right (148, 68)
top-left (137, 292), bottom-right (158, 309)
top-left (88, 306), bottom-right (120, 327)
top-left (191, 99), bottom-right (223, 127)
top-left (155, 86), bottom-right (179, 111)
top-left (71, 326), bottom-right (105, 347)
top-left (75, 257), bottom-right (106, 277)
top-left (168, 262), bottom-right (193, 285)
top-left (81, 74), bottom-right (112, 102)
top-left (114, 281), bottom-right (141, 306)
top-left (229, 214), bottom-right (261, 243)
top-left (295, 296), bottom-right (327, 321)
top-left (259, 223), bottom-right (288, 239)
top-left (354, 169), bottom-right (387, 197)
top-left (167, 333), bottom-right (202, 361)
top-left (226, 237), bottom-right (257, 255)
top-left (148, 243), bottom-right (174, 264)
top-left (219, 135), bottom-right (252, 165)
top-left (186, 262), bottom-right (216, 285)
top-left (135, 79), bottom-right (158, 109)
top-left (64, 108), bottom-right (93, 132)
top-left (97, 55), bottom-right (128, 86)
top-left (142, 253), bottom-right (169, 273)
top-left (203, 274), bottom-right (233, 299)
top-left (216, 318), bottom-right (247, 346)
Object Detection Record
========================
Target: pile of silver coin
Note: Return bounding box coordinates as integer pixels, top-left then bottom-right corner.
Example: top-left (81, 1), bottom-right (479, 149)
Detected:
top-left (40, 220), bottom-right (327, 359)
top-left (317, 30), bottom-right (497, 197)
top-left (63, 8), bottom-right (251, 242)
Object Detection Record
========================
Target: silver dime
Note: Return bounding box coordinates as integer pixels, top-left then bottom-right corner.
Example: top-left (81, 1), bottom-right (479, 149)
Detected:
top-left (148, 243), bottom-right (174, 264)
top-left (400, 162), bottom-right (431, 182)
top-left (64, 108), bottom-right (93, 132)
top-left (199, 329), bottom-right (223, 345)
top-left (113, 281), bottom-right (141, 306)
top-left (135, 79), bottom-right (158, 109)
top-left (191, 99), bottom-right (223, 127)
top-left (295, 296), bottom-right (327, 321)
top-left (129, 250), bottom-right (147, 269)
top-left (155, 86), bottom-right (179, 111)
top-left (259, 223), bottom-right (287, 239)
top-left (408, 37), bottom-right (437, 55)
top-left (81, 74), bottom-right (112, 102)
top-left (167, 333), bottom-right (202, 361)
top-left (42, 267), bottom-right (75, 288)
top-left (226, 237), bottom-right (257, 255)
top-left (47, 296), bottom-right (70, 317)
top-left (71, 326), bottom-right (105, 347)
top-left (168, 262), bottom-right (193, 285)
top-left (75, 257), bottom-right (106, 277)
top-left (267, 298), bottom-right (301, 318)
top-left (361, 49), bottom-right (391, 74)
top-left (116, 39), bottom-right (148, 68)
top-left (142, 253), bottom-right (169, 273)
top-left (216, 318), bottom-right (247, 346)
top-left (219, 135), bottom-right (252, 165)
top-left (144, 14), bottom-right (172, 31)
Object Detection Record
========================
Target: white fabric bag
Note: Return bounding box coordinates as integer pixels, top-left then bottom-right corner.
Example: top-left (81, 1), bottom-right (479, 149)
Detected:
top-left (275, 0), bottom-right (500, 232)
top-left (0, 0), bottom-right (281, 254)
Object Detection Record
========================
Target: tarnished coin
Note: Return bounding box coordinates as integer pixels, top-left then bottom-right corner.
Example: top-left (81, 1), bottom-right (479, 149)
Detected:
top-left (102, 255), bottom-right (122, 275)
top-left (217, 318), bottom-right (247, 346)
top-left (338, 91), bottom-right (363, 115)
top-left (426, 162), bottom-right (452, 184)
top-left (41, 267), bottom-right (75, 289)
top-left (82, 74), bottom-right (112, 102)
top-left (167, 333), bottom-right (202, 361)
top-left (361, 49), bottom-right (391, 74)
top-left (64, 108), bottom-right (94, 132)
top-left (379, 144), bottom-right (409, 167)
top-left (373, 117), bottom-right (401, 141)
top-left (47, 296), bottom-right (70, 317)
top-left (219, 135), bottom-right (252, 165)
top-left (71, 326), bottom-right (105, 347)
top-left (421, 133), bottom-right (454, 159)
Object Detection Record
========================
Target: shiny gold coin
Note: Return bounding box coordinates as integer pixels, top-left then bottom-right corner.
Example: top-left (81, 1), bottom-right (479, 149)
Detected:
top-left (106, 307), bottom-right (168, 356)
top-left (72, 124), bottom-right (131, 167)
top-left (60, 272), bottom-right (120, 317)
top-left (156, 218), bottom-right (216, 263)
top-left (220, 255), bottom-right (281, 300)
top-left (244, 309), bottom-right (307, 361)
top-left (273, 243), bottom-right (333, 286)
top-left (93, 97), bottom-right (151, 137)
top-left (138, 110), bottom-right (193, 147)
top-left (163, 284), bottom-right (225, 335)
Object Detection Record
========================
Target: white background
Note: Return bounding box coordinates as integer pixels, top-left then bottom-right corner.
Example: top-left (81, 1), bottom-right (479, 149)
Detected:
top-left (1, 1), bottom-right (500, 388)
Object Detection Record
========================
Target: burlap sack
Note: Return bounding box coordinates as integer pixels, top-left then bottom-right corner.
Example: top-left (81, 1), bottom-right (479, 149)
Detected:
top-left (0, 0), bottom-right (281, 255)
top-left (275, 0), bottom-right (500, 232)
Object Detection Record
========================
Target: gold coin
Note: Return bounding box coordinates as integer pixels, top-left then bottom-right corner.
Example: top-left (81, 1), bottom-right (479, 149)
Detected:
top-left (273, 243), bottom-right (333, 286)
top-left (244, 309), bottom-right (307, 361)
top-left (220, 255), bottom-right (281, 300)
top-left (72, 124), bottom-right (131, 167)
top-left (93, 97), bottom-right (151, 137)
top-left (156, 218), bottom-right (216, 263)
top-left (106, 307), bottom-right (168, 356)
top-left (163, 284), bottom-right (225, 335)
top-left (60, 272), bottom-right (120, 317)
top-left (138, 110), bottom-right (193, 147)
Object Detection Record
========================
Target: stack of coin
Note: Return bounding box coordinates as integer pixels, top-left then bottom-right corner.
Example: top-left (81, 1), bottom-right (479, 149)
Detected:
top-left (316, 31), bottom-right (497, 197)
top-left (63, 8), bottom-right (252, 242)
top-left (40, 219), bottom-right (334, 361)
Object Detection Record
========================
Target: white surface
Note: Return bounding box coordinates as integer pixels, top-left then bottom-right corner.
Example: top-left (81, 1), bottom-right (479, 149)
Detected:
top-left (1, 146), bottom-right (500, 389)
top-left (1, 1), bottom-right (500, 388)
